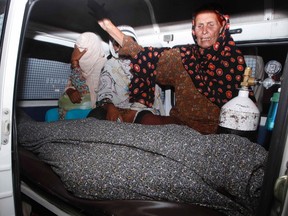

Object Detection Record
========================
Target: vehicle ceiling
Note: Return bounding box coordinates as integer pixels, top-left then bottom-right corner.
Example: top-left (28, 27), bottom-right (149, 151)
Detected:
top-left (29, 0), bottom-right (286, 33)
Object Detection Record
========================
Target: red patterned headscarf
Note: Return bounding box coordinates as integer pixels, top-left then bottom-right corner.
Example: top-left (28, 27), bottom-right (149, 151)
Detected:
top-left (178, 10), bottom-right (246, 107)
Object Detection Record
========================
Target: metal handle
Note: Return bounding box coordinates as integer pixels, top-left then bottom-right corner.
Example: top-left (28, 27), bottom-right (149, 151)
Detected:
top-left (274, 175), bottom-right (288, 204)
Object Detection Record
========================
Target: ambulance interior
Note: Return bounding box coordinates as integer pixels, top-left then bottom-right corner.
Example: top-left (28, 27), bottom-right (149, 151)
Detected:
top-left (13, 0), bottom-right (288, 215)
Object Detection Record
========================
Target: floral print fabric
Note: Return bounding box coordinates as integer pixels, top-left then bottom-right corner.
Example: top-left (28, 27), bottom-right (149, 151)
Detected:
top-left (70, 67), bottom-right (90, 94)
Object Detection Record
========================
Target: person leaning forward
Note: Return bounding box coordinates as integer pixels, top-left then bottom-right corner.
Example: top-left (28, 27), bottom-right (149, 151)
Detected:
top-left (98, 5), bottom-right (250, 134)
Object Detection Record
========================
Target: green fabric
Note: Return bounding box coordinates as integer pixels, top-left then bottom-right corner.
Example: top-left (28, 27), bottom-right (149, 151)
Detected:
top-left (59, 93), bottom-right (92, 110)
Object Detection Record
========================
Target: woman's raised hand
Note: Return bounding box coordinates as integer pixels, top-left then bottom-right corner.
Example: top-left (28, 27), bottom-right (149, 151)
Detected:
top-left (98, 19), bottom-right (124, 47)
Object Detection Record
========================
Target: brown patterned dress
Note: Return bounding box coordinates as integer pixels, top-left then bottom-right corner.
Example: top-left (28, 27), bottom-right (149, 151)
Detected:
top-left (119, 38), bottom-right (221, 134)
top-left (118, 12), bottom-right (248, 134)
top-left (156, 48), bottom-right (221, 134)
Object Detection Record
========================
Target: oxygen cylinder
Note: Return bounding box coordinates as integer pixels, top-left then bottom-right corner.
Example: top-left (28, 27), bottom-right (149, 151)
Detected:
top-left (218, 67), bottom-right (260, 141)
top-left (218, 89), bottom-right (260, 141)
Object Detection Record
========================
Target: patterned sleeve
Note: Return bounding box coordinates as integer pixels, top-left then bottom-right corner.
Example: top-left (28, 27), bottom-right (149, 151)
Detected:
top-left (68, 67), bottom-right (89, 94)
top-left (120, 36), bottom-right (176, 107)
top-left (119, 35), bottom-right (143, 58)
top-left (129, 46), bottom-right (168, 107)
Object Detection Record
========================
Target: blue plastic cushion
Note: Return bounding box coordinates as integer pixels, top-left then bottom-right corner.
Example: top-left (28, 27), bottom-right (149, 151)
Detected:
top-left (45, 108), bottom-right (59, 122)
top-left (65, 109), bottom-right (92, 120)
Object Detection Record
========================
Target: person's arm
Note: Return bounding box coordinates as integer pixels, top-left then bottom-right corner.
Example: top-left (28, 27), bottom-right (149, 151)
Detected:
top-left (96, 98), bottom-right (123, 122)
top-left (99, 19), bottom-right (143, 58)
top-left (65, 69), bottom-right (82, 103)
top-left (64, 45), bottom-right (89, 103)
top-left (66, 88), bottom-right (82, 103)
top-left (98, 19), bottom-right (125, 47)
top-left (104, 103), bottom-right (123, 122)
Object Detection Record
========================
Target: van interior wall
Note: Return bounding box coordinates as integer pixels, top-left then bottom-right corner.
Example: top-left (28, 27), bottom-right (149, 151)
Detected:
top-left (17, 39), bottom-right (73, 121)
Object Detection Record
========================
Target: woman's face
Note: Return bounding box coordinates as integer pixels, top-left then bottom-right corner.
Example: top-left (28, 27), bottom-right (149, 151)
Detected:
top-left (194, 12), bottom-right (223, 49)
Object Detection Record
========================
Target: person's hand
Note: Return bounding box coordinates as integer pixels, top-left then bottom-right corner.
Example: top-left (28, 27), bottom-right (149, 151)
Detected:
top-left (66, 88), bottom-right (82, 104)
top-left (105, 103), bottom-right (123, 122)
top-left (98, 18), bottom-right (112, 32)
top-left (71, 45), bottom-right (87, 65)
top-left (98, 19), bottom-right (124, 47)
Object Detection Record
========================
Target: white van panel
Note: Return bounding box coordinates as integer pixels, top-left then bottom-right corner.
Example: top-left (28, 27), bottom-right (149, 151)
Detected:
top-left (232, 19), bottom-right (288, 41)
top-left (0, 0), bottom-right (27, 215)
top-left (135, 17), bottom-right (288, 48)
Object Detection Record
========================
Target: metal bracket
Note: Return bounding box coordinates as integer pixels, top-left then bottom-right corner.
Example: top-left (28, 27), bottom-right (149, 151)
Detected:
top-left (274, 163), bottom-right (288, 216)
top-left (1, 108), bottom-right (11, 148)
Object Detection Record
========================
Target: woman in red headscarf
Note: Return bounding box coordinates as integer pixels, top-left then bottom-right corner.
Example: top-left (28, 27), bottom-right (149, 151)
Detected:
top-left (98, 6), bottom-right (248, 134)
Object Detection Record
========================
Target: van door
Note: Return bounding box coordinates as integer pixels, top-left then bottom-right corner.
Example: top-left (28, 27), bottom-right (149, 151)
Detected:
top-left (0, 0), bottom-right (27, 215)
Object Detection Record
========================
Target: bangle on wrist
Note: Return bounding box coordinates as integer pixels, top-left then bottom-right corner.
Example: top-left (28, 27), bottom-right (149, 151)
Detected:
top-left (71, 60), bottom-right (79, 69)
top-left (96, 98), bottom-right (113, 107)
top-left (71, 64), bottom-right (79, 69)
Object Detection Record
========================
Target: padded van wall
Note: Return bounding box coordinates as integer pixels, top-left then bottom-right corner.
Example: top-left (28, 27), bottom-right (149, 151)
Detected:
top-left (18, 58), bottom-right (70, 100)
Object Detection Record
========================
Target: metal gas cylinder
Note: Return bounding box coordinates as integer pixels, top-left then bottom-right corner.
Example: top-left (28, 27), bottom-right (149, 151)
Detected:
top-left (218, 67), bottom-right (260, 142)
top-left (219, 89), bottom-right (260, 131)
